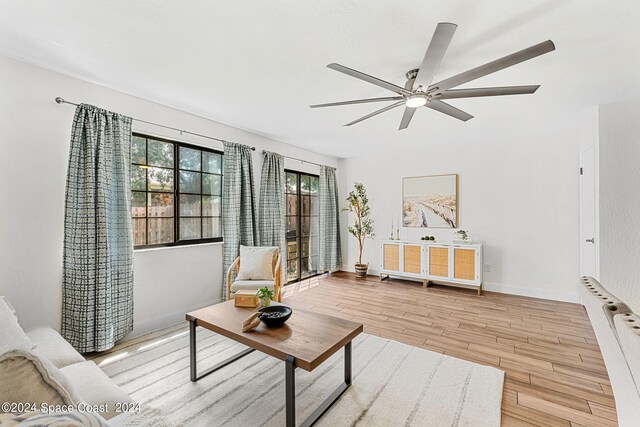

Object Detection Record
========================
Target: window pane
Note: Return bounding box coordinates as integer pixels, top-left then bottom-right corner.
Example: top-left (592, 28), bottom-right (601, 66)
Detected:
top-left (286, 194), bottom-right (298, 216)
top-left (286, 216), bottom-right (298, 238)
top-left (287, 260), bottom-right (298, 282)
top-left (148, 139), bottom-right (173, 168)
top-left (203, 217), bottom-right (221, 238)
top-left (286, 173), bottom-right (297, 193)
top-left (300, 175), bottom-right (310, 194)
top-left (132, 218), bottom-right (146, 246)
top-left (132, 192), bottom-right (146, 217)
top-left (179, 170), bottom-right (201, 193)
top-left (287, 239), bottom-right (298, 260)
top-left (301, 257), bottom-right (310, 278)
top-left (202, 174), bottom-right (221, 195)
top-left (202, 196), bottom-right (221, 216)
top-left (179, 147), bottom-right (201, 171)
top-left (302, 217), bottom-right (310, 236)
top-left (148, 193), bottom-right (173, 217)
top-left (311, 196), bottom-right (319, 216)
top-left (180, 194), bottom-right (201, 217)
top-left (148, 218), bottom-right (174, 244)
top-left (132, 136), bottom-right (146, 164)
top-left (301, 237), bottom-right (309, 257)
top-left (203, 152), bottom-right (222, 174)
top-left (180, 218), bottom-right (201, 240)
top-left (131, 165), bottom-right (146, 191)
top-left (310, 176), bottom-right (319, 194)
top-left (148, 167), bottom-right (173, 191)
top-left (301, 195), bottom-right (310, 216)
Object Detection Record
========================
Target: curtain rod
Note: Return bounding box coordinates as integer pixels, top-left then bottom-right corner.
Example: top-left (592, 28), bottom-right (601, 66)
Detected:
top-left (262, 150), bottom-right (324, 168)
top-left (55, 97), bottom-right (255, 151)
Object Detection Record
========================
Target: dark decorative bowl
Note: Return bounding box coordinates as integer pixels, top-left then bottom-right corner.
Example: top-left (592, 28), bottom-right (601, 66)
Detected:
top-left (258, 305), bottom-right (292, 328)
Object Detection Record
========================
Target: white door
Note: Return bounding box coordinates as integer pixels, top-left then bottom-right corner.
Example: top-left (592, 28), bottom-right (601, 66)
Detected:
top-left (580, 144), bottom-right (598, 277)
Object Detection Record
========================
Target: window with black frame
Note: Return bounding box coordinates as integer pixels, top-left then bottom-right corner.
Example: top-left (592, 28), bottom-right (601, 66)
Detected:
top-left (285, 170), bottom-right (320, 283)
top-left (130, 133), bottom-right (223, 248)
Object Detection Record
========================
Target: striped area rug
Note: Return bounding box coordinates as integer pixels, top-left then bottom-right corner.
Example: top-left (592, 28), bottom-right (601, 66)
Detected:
top-left (92, 324), bottom-right (504, 427)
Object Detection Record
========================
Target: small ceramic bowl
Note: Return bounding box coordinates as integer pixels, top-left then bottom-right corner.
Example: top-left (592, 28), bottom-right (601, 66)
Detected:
top-left (258, 305), bottom-right (293, 327)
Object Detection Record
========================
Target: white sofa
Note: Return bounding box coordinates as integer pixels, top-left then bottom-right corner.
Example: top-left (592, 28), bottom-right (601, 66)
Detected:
top-left (579, 277), bottom-right (640, 427)
top-left (0, 296), bottom-right (132, 423)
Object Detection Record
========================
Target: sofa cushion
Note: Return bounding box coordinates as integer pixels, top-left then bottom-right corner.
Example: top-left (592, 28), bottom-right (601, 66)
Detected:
top-left (0, 411), bottom-right (111, 427)
top-left (0, 349), bottom-right (82, 410)
top-left (61, 361), bottom-right (133, 420)
top-left (230, 280), bottom-right (275, 294)
top-left (0, 297), bottom-right (33, 354)
top-left (0, 296), bottom-right (18, 320)
top-left (27, 326), bottom-right (85, 368)
top-left (236, 246), bottom-right (277, 280)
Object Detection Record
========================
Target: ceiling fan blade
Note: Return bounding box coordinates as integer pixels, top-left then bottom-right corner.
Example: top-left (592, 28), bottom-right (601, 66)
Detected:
top-left (310, 96), bottom-right (403, 108)
top-left (399, 107), bottom-right (417, 130)
top-left (344, 100), bottom-right (405, 126)
top-left (426, 100), bottom-right (473, 121)
top-left (327, 63), bottom-right (409, 95)
top-left (437, 85), bottom-right (540, 99)
top-left (429, 40), bottom-right (555, 92)
top-left (413, 22), bottom-right (457, 91)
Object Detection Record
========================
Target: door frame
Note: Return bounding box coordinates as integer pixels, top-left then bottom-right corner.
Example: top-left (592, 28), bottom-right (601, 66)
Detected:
top-left (579, 142), bottom-right (600, 279)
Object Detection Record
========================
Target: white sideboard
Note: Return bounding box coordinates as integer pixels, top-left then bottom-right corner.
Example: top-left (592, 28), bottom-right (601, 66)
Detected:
top-left (379, 240), bottom-right (483, 295)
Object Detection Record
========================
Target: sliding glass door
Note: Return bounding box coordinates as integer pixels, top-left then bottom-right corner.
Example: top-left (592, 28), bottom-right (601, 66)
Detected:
top-left (285, 170), bottom-right (320, 283)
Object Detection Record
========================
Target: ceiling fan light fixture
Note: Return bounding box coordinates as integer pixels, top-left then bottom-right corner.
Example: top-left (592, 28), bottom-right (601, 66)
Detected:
top-left (405, 93), bottom-right (428, 108)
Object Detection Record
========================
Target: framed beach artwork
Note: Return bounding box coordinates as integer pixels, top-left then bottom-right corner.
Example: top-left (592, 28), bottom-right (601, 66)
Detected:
top-left (402, 174), bottom-right (458, 228)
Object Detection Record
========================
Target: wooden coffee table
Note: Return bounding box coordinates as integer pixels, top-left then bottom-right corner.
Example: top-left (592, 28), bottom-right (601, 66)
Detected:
top-left (185, 301), bottom-right (363, 427)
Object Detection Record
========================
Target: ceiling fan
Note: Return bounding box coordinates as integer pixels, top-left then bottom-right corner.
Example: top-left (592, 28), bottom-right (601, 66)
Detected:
top-left (310, 23), bottom-right (555, 130)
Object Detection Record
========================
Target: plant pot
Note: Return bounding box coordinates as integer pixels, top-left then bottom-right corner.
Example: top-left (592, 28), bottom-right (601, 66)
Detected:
top-left (260, 297), bottom-right (271, 307)
top-left (354, 263), bottom-right (369, 278)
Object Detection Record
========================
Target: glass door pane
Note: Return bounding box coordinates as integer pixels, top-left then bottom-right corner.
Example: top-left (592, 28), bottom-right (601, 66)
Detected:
top-left (285, 171), bottom-right (321, 283)
top-left (286, 172), bottom-right (299, 282)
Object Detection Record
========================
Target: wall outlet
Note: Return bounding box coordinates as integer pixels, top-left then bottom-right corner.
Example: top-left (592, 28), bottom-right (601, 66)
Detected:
top-left (484, 264), bottom-right (491, 272)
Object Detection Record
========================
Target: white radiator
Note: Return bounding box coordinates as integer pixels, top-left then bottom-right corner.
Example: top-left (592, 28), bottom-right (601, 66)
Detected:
top-left (579, 276), bottom-right (640, 426)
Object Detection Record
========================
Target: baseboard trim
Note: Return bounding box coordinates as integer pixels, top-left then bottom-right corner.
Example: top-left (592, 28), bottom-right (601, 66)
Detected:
top-left (482, 282), bottom-right (580, 304)
top-left (339, 268), bottom-right (580, 304)
top-left (127, 298), bottom-right (223, 339)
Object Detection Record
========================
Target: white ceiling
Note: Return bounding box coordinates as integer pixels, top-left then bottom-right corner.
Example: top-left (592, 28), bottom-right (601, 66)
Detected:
top-left (2, 0), bottom-right (640, 157)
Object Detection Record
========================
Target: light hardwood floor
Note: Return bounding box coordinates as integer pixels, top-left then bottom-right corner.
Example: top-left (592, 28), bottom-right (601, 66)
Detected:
top-left (281, 272), bottom-right (617, 427)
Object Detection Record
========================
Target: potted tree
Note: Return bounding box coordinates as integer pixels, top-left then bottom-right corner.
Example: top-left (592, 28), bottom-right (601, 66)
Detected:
top-left (343, 182), bottom-right (375, 278)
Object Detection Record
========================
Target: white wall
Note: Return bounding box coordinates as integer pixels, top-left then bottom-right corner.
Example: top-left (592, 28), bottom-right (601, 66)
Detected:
top-left (338, 126), bottom-right (582, 302)
top-left (599, 99), bottom-right (640, 313)
top-left (0, 54), bottom-right (338, 337)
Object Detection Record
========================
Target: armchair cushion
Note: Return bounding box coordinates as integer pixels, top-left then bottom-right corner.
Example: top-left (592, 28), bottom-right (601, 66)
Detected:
top-left (230, 280), bottom-right (275, 294)
top-left (236, 246), bottom-right (277, 280)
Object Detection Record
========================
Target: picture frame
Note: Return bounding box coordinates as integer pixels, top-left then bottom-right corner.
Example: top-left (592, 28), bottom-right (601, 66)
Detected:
top-left (402, 174), bottom-right (458, 228)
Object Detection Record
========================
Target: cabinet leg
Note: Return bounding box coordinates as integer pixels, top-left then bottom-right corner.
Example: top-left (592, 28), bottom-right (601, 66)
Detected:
top-left (477, 284), bottom-right (482, 296)
top-left (423, 280), bottom-right (430, 289)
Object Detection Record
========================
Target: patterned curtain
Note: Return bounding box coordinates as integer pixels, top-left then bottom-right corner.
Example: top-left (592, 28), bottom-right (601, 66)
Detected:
top-left (258, 151), bottom-right (286, 281)
top-left (62, 104), bottom-right (133, 353)
top-left (222, 142), bottom-right (257, 299)
top-left (318, 165), bottom-right (342, 272)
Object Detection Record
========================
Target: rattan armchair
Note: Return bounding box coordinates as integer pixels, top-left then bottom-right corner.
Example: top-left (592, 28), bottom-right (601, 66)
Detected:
top-left (226, 248), bottom-right (282, 302)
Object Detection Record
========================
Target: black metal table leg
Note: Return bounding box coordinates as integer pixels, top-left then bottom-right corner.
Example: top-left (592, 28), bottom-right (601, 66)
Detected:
top-left (189, 318), bottom-right (255, 382)
top-left (286, 355), bottom-right (296, 427)
top-left (345, 341), bottom-right (352, 385)
top-left (189, 318), bottom-right (197, 381)
top-left (286, 340), bottom-right (353, 427)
